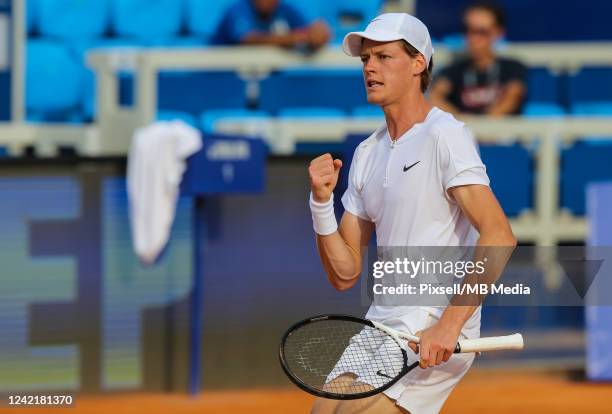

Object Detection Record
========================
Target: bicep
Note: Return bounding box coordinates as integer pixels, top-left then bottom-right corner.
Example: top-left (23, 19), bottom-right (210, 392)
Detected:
top-left (449, 184), bottom-right (511, 234)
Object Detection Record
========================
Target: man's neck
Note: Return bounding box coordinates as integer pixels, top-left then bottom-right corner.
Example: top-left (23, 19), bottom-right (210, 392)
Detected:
top-left (383, 93), bottom-right (433, 140)
top-left (472, 52), bottom-right (496, 71)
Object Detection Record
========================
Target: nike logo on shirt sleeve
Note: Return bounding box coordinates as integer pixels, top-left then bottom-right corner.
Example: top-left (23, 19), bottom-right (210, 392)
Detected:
top-left (403, 161), bottom-right (420, 172)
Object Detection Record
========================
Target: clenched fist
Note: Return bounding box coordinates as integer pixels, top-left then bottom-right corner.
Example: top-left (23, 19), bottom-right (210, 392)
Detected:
top-left (309, 153), bottom-right (342, 203)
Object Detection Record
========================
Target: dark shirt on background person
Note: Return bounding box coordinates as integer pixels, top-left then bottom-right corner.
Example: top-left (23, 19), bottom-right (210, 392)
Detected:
top-left (436, 56), bottom-right (527, 114)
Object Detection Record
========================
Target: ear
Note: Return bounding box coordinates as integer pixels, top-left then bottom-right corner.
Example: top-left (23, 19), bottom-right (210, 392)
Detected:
top-left (413, 54), bottom-right (427, 76)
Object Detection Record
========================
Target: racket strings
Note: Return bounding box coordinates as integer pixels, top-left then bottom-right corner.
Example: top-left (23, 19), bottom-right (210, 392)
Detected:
top-left (283, 319), bottom-right (405, 397)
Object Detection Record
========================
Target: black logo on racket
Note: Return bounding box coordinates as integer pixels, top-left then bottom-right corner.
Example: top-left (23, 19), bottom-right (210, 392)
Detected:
top-left (376, 370), bottom-right (393, 379)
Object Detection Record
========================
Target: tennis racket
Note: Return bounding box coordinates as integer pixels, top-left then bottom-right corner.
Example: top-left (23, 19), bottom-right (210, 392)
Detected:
top-left (279, 314), bottom-right (524, 400)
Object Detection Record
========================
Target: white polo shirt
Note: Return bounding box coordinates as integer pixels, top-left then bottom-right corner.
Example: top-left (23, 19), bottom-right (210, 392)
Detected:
top-left (341, 107), bottom-right (489, 332)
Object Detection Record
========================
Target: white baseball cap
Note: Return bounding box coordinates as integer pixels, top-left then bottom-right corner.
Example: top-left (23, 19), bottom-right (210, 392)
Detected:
top-left (342, 13), bottom-right (434, 64)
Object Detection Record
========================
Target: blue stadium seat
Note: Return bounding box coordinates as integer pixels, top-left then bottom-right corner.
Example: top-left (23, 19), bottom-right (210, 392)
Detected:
top-left (278, 107), bottom-right (346, 117)
top-left (186, 0), bottom-right (236, 42)
top-left (26, 40), bottom-right (85, 122)
top-left (37, 0), bottom-right (109, 41)
top-left (157, 111), bottom-right (198, 127)
top-left (259, 68), bottom-right (366, 115)
top-left (111, 0), bottom-right (182, 43)
top-left (569, 102), bottom-right (612, 145)
top-left (527, 67), bottom-right (559, 104)
top-left (200, 109), bottom-right (270, 133)
top-left (561, 142), bottom-right (612, 215)
top-left (568, 67), bottom-right (612, 104)
top-left (522, 103), bottom-right (565, 117)
top-left (439, 33), bottom-right (465, 51)
top-left (158, 71), bottom-right (248, 116)
top-left (27, 0), bottom-right (38, 35)
top-left (115, 71), bottom-right (248, 117)
top-left (352, 105), bottom-right (383, 117)
top-left (571, 102), bottom-right (612, 116)
top-left (479, 144), bottom-right (532, 216)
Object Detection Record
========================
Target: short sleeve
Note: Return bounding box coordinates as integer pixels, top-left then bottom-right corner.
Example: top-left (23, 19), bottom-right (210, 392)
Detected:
top-left (501, 59), bottom-right (527, 84)
top-left (282, 3), bottom-right (309, 28)
top-left (433, 61), bottom-right (463, 88)
top-left (341, 148), bottom-right (370, 221)
top-left (216, 3), bottom-right (255, 44)
top-left (438, 124), bottom-right (490, 193)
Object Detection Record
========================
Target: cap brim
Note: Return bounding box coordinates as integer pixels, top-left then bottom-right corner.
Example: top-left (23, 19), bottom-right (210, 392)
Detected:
top-left (342, 30), bottom-right (404, 57)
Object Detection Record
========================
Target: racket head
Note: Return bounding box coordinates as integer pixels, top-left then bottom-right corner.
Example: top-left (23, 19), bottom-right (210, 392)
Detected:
top-left (279, 314), bottom-right (417, 400)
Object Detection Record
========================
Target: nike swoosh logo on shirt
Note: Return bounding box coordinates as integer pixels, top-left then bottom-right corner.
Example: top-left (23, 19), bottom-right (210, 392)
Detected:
top-left (403, 161), bottom-right (420, 172)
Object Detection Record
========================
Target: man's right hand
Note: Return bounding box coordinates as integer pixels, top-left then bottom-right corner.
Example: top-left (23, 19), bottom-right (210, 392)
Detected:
top-left (309, 153), bottom-right (342, 203)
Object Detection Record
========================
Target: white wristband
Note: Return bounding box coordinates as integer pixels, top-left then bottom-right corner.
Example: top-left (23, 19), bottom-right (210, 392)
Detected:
top-left (309, 192), bottom-right (338, 236)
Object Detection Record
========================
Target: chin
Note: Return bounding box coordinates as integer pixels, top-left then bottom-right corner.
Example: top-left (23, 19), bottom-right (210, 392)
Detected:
top-left (366, 94), bottom-right (385, 106)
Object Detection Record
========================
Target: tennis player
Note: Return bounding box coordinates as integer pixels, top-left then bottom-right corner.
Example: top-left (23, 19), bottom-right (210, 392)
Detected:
top-left (308, 13), bottom-right (516, 414)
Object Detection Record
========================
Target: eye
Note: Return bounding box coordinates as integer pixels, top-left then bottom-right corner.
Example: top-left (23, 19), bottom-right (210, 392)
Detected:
top-left (380, 54), bottom-right (391, 60)
top-left (360, 56), bottom-right (368, 63)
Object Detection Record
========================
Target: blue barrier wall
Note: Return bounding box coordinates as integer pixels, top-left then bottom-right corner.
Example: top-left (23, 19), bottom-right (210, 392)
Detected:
top-left (586, 182), bottom-right (612, 381)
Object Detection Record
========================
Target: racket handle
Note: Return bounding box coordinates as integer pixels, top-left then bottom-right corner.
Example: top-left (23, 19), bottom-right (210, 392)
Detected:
top-left (457, 333), bottom-right (524, 353)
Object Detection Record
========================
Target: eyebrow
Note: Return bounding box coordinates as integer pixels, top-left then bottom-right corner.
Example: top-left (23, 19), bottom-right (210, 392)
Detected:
top-left (360, 48), bottom-right (392, 58)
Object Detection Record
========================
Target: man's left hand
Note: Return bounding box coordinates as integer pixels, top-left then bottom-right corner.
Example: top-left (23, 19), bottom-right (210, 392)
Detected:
top-left (407, 321), bottom-right (462, 368)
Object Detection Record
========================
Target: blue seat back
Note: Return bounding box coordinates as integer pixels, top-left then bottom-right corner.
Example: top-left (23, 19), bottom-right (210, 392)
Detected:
top-left (571, 102), bottom-right (612, 116)
top-left (522, 103), bottom-right (565, 117)
top-left (38, 0), bottom-right (108, 40)
top-left (111, 0), bottom-right (182, 42)
top-left (569, 67), bottom-right (612, 104)
top-left (526, 67), bottom-right (559, 104)
top-left (186, 0), bottom-right (236, 41)
top-left (115, 71), bottom-right (248, 116)
top-left (479, 144), bottom-right (532, 217)
top-left (27, 0), bottom-right (38, 34)
top-left (562, 142), bottom-right (612, 215)
top-left (200, 109), bottom-right (269, 133)
top-left (259, 68), bottom-right (366, 115)
top-left (158, 71), bottom-right (248, 115)
top-left (26, 40), bottom-right (84, 116)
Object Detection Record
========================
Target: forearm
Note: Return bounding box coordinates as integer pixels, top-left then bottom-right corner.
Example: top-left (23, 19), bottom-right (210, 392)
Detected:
top-left (316, 231), bottom-right (362, 291)
top-left (441, 228), bottom-right (517, 329)
top-left (241, 31), bottom-right (303, 47)
top-left (486, 99), bottom-right (518, 116)
top-left (486, 83), bottom-right (525, 116)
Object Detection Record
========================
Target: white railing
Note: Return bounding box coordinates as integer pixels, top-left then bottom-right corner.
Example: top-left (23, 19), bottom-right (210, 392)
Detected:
top-left (85, 43), bottom-right (612, 155)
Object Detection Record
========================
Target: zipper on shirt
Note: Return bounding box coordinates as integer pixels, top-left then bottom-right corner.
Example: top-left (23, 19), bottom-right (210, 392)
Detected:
top-left (384, 139), bottom-right (395, 187)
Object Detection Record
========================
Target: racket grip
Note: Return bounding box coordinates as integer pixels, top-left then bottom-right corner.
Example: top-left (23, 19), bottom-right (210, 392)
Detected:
top-left (457, 333), bottom-right (524, 353)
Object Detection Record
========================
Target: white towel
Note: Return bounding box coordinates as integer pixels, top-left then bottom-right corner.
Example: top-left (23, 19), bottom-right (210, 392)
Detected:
top-left (127, 120), bottom-right (202, 265)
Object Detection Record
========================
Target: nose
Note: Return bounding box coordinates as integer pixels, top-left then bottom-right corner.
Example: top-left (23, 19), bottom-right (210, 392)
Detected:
top-left (363, 57), bottom-right (377, 75)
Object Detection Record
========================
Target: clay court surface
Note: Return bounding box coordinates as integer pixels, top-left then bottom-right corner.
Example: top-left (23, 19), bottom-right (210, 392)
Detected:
top-left (2, 369), bottom-right (610, 413)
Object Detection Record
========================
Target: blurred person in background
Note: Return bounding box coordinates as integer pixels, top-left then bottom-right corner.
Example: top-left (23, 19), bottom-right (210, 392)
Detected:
top-left (429, 1), bottom-right (527, 116)
top-left (213, 0), bottom-right (331, 50)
